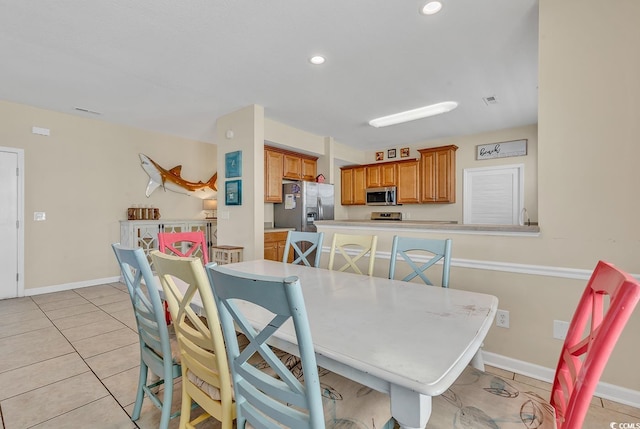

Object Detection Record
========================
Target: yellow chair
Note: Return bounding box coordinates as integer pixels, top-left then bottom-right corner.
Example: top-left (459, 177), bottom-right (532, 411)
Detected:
top-left (328, 233), bottom-right (378, 276)
top-left (150, 251), bottom-right (235, 429)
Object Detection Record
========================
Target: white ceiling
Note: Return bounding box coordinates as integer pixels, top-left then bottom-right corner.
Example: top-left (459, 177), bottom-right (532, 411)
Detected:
top-left (0, 0), bottom-right (539, 151)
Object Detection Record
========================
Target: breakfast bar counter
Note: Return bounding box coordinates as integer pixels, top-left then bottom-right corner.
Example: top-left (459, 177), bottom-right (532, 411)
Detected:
top-left (315, 219), bottom-right (540, 236)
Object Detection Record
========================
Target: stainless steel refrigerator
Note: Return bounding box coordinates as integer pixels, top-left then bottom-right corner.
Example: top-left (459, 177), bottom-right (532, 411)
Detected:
top-left (274, 182), bottom-right (334, 232)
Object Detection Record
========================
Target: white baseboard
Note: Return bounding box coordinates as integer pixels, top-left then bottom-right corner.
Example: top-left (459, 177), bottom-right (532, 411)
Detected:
top-left (483, 351), bottom-right (640, 409)
top-left (23, 276), bottom-right (121, 297)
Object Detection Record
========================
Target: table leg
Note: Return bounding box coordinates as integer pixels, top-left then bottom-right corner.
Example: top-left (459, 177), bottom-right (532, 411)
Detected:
top-left (390, 384), bottom-right (432, 429)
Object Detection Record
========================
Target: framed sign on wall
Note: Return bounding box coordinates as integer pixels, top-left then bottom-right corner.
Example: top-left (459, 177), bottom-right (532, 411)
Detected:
top-left (476, 139), bottom-right (527, 160)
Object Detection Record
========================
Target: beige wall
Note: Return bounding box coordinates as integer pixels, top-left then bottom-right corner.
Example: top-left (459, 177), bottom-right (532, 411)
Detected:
top-left (216, 105), bottom-right (265, 261)
top-left (0, 100), bottom-right (217, 290)
top-left (318, 0), bottom-right (640, 393)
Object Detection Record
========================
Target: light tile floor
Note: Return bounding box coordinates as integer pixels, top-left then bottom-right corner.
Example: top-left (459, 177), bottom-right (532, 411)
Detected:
top-left (1, 283), bottom-right (639, 428)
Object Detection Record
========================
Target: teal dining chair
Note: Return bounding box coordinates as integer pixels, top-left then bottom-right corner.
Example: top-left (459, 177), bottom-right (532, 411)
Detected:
top-left (111, 244), bottom-right (181, 429)
top-left (206, 263), bottom-right (393, 429)
top-left (282, 231), bottom-right (325, 267)
top-left (387, 236), bottom-right (482, 368)
top-left (388, 236), bottom-right (452, 287)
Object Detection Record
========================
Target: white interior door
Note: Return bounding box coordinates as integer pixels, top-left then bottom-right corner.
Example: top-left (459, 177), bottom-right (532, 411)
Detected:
top-left (0, 148), bottom-right (23, 299)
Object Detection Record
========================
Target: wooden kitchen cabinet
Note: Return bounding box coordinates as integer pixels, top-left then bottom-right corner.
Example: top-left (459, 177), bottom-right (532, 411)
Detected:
top-left (264, 230), bottom-right (292, 262)
top-left (340, 166), bottom-right (366, 205)
top-left (284, 154), bottom-right (317, 180)
top-left (265, 146), bottom-right (318, 202)
top-left (396, 159), bottom-right (420, 204)
top-left (366, 163), bottom-right (396, 188)
top-left (283, 154), bottom-right (302, 180)
top-left (419, 145), bottom-right (458, 203)
top-left (301, 157), bottom-right (317, 181)
top-left (265, 148), bottom-right (284, 202)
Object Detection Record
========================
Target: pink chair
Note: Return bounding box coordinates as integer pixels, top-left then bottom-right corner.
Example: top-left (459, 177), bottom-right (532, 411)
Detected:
top-left (158, 231), bottom-right (209, 264)
top-left (550, 260), bottom-right (640, 427)
top-left (158, 231), bottom-right (209, 324)
top-left (426, 260), bottom-right (640, 429)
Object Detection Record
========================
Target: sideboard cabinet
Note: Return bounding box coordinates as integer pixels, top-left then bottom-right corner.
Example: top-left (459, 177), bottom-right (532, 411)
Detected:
top-left (119, 220), bottom-right (217, 268)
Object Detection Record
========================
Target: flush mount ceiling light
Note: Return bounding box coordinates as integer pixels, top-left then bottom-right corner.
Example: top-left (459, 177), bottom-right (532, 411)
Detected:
top-left (368, 101), bottom-right (458, 128)
top-left (420, 1), bottom-right (443, 15)
top-left (309, 55), bottom-right (326, 65)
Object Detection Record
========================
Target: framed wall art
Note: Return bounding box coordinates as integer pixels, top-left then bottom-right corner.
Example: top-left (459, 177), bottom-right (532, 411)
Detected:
top-left (375, 151), bottom-right (384, 161)
top-left (387, 148), bottom-right (397, 159)
top-left (225, 150), bottom-right (242, 178)
top-left (400, 147), bottom-right (410, 158)
top-left (476, 139), bottom-right (527, 160)
top-left (225, 180), bottom-right (242, 205)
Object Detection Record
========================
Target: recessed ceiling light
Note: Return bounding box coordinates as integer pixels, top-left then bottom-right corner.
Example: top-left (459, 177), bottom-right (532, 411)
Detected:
top-left (420, 1), bottom-right (442, 15)
top-left (309, 55), bottom-right (326, 65)
top-left (368, 101), bottom-right (458, 128)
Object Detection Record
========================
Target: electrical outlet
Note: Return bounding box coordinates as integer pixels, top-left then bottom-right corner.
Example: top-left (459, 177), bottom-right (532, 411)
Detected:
top-left (553, 320), bottom-right (569, 340)
top-left (496, 309), bottom-right (510, 328)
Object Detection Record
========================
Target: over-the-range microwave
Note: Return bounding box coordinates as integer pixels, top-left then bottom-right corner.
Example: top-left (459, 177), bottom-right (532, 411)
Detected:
top-left (365, 187), bottom-right (398, 206)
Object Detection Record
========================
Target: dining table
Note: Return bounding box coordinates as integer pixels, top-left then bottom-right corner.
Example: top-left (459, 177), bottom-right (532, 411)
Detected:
top-left (209, 259), bottom-right (498, 429)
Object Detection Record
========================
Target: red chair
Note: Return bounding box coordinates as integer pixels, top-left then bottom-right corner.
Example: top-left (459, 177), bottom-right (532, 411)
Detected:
top-left (158, 231), bottom-right (209, 324)
top-left (158, 231), bottom-right (209, 264)
top-left (426, 260), bottom-right (640, 429)
top-left (550, 260), bottom-right (640, 427)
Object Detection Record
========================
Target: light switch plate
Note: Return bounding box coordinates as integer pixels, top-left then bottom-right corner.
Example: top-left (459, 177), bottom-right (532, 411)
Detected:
top-left (34, 212), bottom-right (46, 221)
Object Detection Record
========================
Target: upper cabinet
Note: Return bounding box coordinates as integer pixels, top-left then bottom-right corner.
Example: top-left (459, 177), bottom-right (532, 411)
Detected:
top-left (419, 145), bottom-right (458, 203)
top-left (366, 163), bottom-right (396, 188)
top-left (283, 154), bottom-right (302, 180)
top-left (341, 166), bottom-right (366, 205)
top-left (339, 145), bottom-right (457, 206)
top-left (301, 158), bottom-right (317, 181)
top-left (265, 149), bottom-right (284, 202)
top-left (396, 159), bottom-right (420, 204)
top-left (264, 146), bottom-right (318, 203)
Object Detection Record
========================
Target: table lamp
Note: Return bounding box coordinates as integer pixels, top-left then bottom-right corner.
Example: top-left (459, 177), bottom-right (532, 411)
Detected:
top-left (203, 199), bottom-right (217, 219)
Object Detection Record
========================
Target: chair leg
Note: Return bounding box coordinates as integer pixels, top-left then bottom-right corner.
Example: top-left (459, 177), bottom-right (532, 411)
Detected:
top-left (179, 382), bottom-right (193, 429)
top-left (159, 375), bottom-right (173, 429)
top-left (132, 361), bottom-right (148, 421)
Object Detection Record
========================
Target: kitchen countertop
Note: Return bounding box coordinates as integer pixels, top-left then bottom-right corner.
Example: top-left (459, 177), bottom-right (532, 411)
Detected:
top-left (264, 227), bottom-right (295, 233)
top-left (315, 219), bottom-right (540, 235)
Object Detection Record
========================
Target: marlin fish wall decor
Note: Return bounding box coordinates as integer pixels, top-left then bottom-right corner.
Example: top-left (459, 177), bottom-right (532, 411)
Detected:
top-left (139, 153), bottom-right (217, 198)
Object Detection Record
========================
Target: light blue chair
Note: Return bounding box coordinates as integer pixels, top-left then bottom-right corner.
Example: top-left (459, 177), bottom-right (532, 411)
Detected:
top-left (111, 244), bottom-right (181, 429)
top-left (206, 263), bottom-right (393, 429)
top-left (388, 236), bottom-right (452, 287)
top-left (388, 236), bottom-right (485, 370)
top-left (283, 231), bottom-right (325, 267)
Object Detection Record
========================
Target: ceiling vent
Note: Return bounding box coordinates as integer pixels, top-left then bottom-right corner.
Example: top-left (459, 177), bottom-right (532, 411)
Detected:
top-left (482, 96), bottom-right (498, 105)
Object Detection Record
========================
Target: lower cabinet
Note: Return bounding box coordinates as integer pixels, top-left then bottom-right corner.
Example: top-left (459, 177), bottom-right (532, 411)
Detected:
top-left (264, 230), bottom-right (292, 262)
top-left (120, 220), bottom-right (217, 267)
